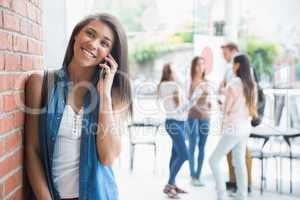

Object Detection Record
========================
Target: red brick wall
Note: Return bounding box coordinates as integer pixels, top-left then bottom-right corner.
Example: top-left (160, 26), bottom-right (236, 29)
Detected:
top-left (0, 0), bottom-right (43, 199)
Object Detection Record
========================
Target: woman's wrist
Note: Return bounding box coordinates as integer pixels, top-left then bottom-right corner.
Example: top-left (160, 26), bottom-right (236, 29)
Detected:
top-left (100, 93), bottom-right (113, 113)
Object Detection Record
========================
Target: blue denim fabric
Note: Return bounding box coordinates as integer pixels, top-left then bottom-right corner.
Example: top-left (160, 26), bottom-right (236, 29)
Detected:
top-left (38, 66), bottom-right (118, 200)
top-left (165, 119), bottom-right (188, 185)
top-left (187, 118), bottom-right (210, 179)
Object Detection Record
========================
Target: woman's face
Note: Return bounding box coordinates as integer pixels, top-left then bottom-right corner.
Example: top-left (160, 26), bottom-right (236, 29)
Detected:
top-left (195, 58), bottom-right (205, 75)
top-left (232, 62), bottom-right (240, 74)
top-left (72, 20), bottom-right (115, 68)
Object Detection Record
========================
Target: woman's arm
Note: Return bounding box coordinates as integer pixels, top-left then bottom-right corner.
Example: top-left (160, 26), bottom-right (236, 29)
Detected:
top-left (172, 90), bottom-right (180, 107)
top-left (25, 73), bottom-right (52, 200)
top-left (95, 55), bottom-right (124, 165)
top-left (223, 85), bottom-right (236, 115)
top-left (96, 89), bottom-right (124, 165)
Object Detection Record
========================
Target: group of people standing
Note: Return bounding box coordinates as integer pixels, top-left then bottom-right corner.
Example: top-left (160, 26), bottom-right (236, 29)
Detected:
top-left (157, 42), bottom-right (257, 200)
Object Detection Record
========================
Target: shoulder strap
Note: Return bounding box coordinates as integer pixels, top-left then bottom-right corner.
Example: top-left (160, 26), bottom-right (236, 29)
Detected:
top-left (41, 69), bottom-right (58, 107)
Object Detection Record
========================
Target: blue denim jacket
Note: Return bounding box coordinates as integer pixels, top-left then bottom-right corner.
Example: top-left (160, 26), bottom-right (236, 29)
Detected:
top-left (38, 66), bottom-right (118, 200)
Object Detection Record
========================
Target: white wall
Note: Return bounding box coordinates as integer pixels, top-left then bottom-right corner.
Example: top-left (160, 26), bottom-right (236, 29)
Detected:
top-left (43, 0), bottom-right (96, 69)
top-left (42, 0), bottom-right (67, 68)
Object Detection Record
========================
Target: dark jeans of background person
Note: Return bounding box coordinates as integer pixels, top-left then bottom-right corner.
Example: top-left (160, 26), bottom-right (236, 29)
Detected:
top-left (165, 119), bottom-right (189, 185)
top-left (187, 118), bottom-right (210, 179)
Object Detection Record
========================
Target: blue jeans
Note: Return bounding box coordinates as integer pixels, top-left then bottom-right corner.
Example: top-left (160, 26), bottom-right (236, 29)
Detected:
top-left (187, 118), bottom-right (210, 179)
top-left (165, 119), bottom-right (188, 185)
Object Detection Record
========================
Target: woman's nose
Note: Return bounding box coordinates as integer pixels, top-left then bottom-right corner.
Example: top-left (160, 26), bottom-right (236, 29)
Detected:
top-left (87, 39), bottom-right (99, 50)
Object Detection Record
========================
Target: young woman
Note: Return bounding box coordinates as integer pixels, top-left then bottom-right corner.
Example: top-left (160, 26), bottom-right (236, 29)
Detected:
top-left (25, 13), bottom-right (132, 200)
top-left (157, 63), bottom-right (188, 199)
top-left (187, 56), bottom-right (211, 186)
top-left (209, 54), bottom-right (256, 200)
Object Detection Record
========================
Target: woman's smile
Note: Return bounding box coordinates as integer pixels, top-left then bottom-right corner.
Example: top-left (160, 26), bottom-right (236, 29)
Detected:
top-left (80, 47), bottom-right (96, 59)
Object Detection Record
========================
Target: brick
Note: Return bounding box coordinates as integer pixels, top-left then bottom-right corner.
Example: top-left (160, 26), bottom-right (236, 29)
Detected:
top-left (0, 152), bottom-right (15, 177)
top-left (0, 31), bottom-right (13, 50)
top-left (0, 139), bottom-right (4, 156)
top-left (0, 77), bottom-right (9, 91)
top-left (0, 74), bottom-right (26, 92)
top-left (4, 173), bottom-right (18, 195)
top-left (14, 147), bottom-right (22, 166)
top-left (0, 10), bottom-right (3, 27)
top-left (2, 93), bottom-right (23, 112)
top-left (3, 12), bottom-right (20, 32)
top-left (26, 2), bottom-right (36, 22)
top-left (12, 0), bottom-right (27, 17)
top-left (12, 74), bottom-right (26, 90)
top-left (0, 0), bottom-right (12, 8)
top-left (0, 113), bottom-right (14, 134)
top-left (33, 56), bottom-right (43, 69)
top-left (0, 74), bottom-right (14, 91)
top-left (5, 132), bottom-right (21, 154)
top-left (0, 111), bottom-right (23, 134)
top-left (20, 19), bottom-right (32, 36)
top-left (27, 40), bottom-right (40, 54)
top-left (3, 94), bottom-right (17, 112)
top-left (0, 54), bottom-right (4, 70)
top-left (39, 26), bottom-right (43, 40)
top-left (4, 54), bottom-right (21, 70)
top-left (7, 183), bottom-right (22, 200)
top-left (36, 8), bottom-right (41, 24)
top-left (0, 95), bottom-right (3, 113)
top-left (15, 111), bottom-right (24, 128)
top-left (13, 35), bottom-right (28, 53)
top-left (32, 23), bottom-right (40, 39)
top-left (21, 55), bottom-right (33, 70)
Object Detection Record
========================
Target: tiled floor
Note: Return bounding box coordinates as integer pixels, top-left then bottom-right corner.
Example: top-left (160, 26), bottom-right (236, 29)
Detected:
top-left (117, 170), bottom-right (299, 200)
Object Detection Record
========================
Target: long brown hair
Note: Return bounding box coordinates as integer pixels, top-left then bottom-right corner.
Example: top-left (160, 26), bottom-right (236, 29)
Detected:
top-left (157, 63), bottom-right (173, 95)
top-left (190, 56), bottom-right (206, 81)
top-left (62, 13), bottom-right (132, 114)
top-left (234, 54), bottom-right (257, 117)
top-left (157, 63), bottom-right (180, 105)
top-left (159, 63), bottom-right (173, 82)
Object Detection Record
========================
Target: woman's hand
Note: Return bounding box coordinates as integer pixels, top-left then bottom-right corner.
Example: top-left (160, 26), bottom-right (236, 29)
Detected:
top-left (97, 54), bottom-right (118, 96)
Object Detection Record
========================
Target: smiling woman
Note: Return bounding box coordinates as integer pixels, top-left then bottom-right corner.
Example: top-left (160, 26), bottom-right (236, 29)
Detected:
top-left (25, 13), bottom-right (132, 200)
top-left (71, 20), bottom-right (114, 67)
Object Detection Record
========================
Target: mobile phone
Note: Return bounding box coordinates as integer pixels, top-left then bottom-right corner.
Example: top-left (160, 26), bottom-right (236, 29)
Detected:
top-left (100, 57), bottom-right (110, 79)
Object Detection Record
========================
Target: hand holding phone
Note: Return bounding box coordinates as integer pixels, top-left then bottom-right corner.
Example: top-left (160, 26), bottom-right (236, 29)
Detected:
top-left (97, 54), bottom-right (118, 95)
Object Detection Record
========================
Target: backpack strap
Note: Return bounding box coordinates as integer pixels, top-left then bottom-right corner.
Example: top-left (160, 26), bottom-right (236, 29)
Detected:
top-left (41, 69), bottom-right (58, 107)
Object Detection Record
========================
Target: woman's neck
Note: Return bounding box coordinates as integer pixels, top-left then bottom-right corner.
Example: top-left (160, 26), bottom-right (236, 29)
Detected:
top-left (68, 61), bottom-right (97, 84)
top-left (193, 75), bottom-right (203, 83)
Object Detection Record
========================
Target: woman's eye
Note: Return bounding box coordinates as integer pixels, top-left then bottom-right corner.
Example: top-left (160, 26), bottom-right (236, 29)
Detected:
top-left (101, 41), bottom-right (110, 48)
top-left (86, 30), bottom-right (95, 38)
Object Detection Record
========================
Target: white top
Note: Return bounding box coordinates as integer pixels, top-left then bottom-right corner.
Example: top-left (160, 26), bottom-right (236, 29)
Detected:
top-left (157, 81), bottom-right (187, 121)
top-left (225, 64), bottom-right (234, 83)
top-left (222, 77), bottom-right (252, 135)
top-left (52, 105), bottom-right (83, 198)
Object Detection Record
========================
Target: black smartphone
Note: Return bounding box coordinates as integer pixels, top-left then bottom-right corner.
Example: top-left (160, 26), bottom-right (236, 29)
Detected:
top-left (99, 57), bottom-right (110, 79)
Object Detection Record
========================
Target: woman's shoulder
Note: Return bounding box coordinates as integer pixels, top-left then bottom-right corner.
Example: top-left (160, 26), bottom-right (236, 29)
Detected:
top-left (27, 71), bottom-right (44, 89)
top-left (26, 71), bottom-right (44, 108)
top-left (228, 77), bottom-right (242, 86)
top-left (159, 81), bottom-right (178, 90)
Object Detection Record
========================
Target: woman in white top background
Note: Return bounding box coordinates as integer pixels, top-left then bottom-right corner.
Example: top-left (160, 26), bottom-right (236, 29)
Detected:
top-left (157, 63), bottom-right (189, 199)
top-left (209, 54), bottom-right (257, 200)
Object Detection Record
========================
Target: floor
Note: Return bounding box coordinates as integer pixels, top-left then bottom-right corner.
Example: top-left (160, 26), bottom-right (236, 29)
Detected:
top-left (117, 170), bottom-right (299, 200)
